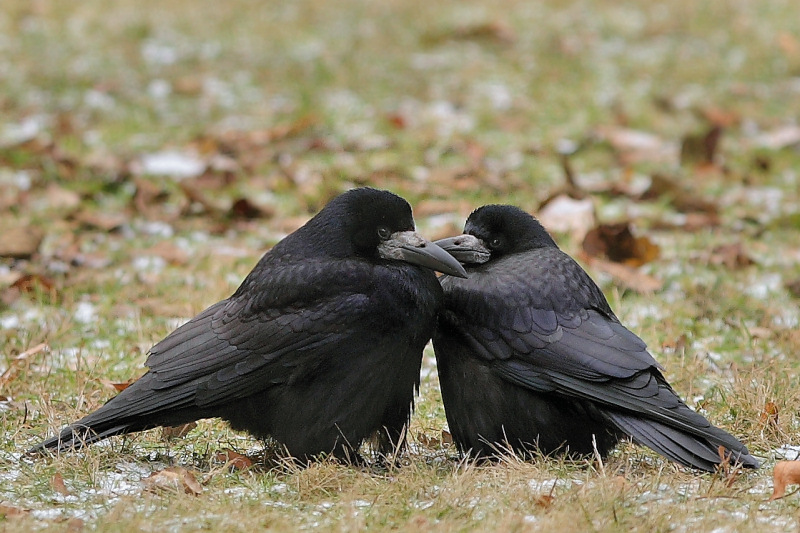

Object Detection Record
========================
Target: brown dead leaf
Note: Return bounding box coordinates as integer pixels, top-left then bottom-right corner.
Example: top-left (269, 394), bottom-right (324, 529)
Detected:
top-left (786, 278), bottom-right (800, 299)
top-left (11, 274), bottom-right (57, 301)
top-left (778, 32), bottom-right (800, 59)
top-left (0, 504), bottom-right (29, 518)
top-left (44, 184), bottom-right (81, 211)
top-left (680, 126), bottom-right (722, 167)
top-left (144, 467), bottom-right (203, 496)
top-left (695, 106), bottom-right (740, 128)
top-left (0, 226), bottom-right (45, 259)
top-left (709, 243), bottom-right (756, 269)
top-left (594, 126), bottom-right (677, 165)
top-left (145, 241), bottom-right (189, 265)
top-left (385, 112), bottom-right (407, 130)
top-left (162, 422), bottom-right (197, 440)
top-left (661, 334), bottom-right (688, 352)
top-left (770, 461), bottom-right (800, 500)
top-left (759, 401), bottom-right (779, 428)
top-left (215, 449), bottom-right (254, 471)
top-left (179, 179), bottom-right (225, 215)
top-left (430, 20), bottom-right (516, 45)
top-left (537, 194), bottom-right (596, 241)
top-left (52, 472), bottom-right (71, 496)
top-left (441, 429), bottom-right (454, 445)
top-left (230, 198), bottom-right (276, 220)
top-left (132, 178), bottom-right (171, 217)
top-left (98, 377), bottom-right (138, 392)
top-left (0, 342), bottom-right (49, 390)
top-left (416, 432), bottom-right (442, 448)
top-left (534, 494), bottom-right (555, 508)
top-left (753, 125), bottom-right (800, 150)
top-left (174, 75), bottom-right (203, 95)
top-left (584, 256), bottom-right (663, 294)
top-left (641, 174), bottom-right (720, 215)
top-left (582, 222), bottom-right (660, 267)
top-left (64, 517), bottom-right (85, 532)
top-left (73, 209), bottom-right (127, 232)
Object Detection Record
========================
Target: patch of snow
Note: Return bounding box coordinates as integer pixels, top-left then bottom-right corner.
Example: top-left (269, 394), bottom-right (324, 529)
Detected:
top-left (92, 339), bottom-right (111, 350)
top-left (84, 89), bottom-right (115, 111)
top-left (139, 151), bottom-right (206, 179)
top-left (0, 314), bottom-right (20, 329)
top-left (744, 273), bottom-right (782, 300)
top-left (147, 79), bottom-right (172, 100)
top-left (74, 301), bottom-right (97, 324)
top-left (1, 115), bottom-right (47, 146)
top-left (135, 220), bottom-right (174, 238)
top-left (141, 40), bottom-right (179, 65)
top-left (772, 444), bottom-right (800, 461)
top-left (132, 255), bottom-right (166, 274)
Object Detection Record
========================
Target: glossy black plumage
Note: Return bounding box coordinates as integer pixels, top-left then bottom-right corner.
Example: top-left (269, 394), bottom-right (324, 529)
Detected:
top-left (433, 205), bottom-right (759, 471)
top-left (31, 188), bottom-right (466, 461)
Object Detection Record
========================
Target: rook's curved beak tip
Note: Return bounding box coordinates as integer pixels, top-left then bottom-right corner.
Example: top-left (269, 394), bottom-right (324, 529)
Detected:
top-left (380, 231), bottom-right (468, 278)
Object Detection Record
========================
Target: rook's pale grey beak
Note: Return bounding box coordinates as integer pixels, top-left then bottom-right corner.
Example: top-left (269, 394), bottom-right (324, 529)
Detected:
top-left (434, 235), bottom-right (491, 265)
top-left (379, 231), bottom-right (467, 278)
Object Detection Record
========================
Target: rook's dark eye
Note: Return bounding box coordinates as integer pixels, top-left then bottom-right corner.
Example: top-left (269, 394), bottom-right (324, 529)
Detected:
top-left (377, 227), bottom-right (391, 240)
top-left (489, 237), bottom-right (502, 249)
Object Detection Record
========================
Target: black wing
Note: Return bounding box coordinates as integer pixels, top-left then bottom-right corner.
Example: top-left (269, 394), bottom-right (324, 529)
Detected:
top-left (439, 249), bottom-right (758, 470)
top-left (33, 259), bottom-right (376, 452)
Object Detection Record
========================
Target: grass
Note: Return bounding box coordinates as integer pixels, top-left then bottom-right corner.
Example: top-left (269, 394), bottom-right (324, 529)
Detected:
top-left (2, 0), bottom-right (800, 530)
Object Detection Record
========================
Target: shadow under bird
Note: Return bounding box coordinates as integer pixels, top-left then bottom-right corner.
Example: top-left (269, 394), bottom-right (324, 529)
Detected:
top-left (432, 205), bottom-right (759, 472)
top-left (31, 188), bottom-right (466, 462)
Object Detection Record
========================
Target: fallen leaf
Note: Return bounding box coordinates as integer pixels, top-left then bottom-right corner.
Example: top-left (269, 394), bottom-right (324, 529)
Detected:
top-left (426, 20), bottom-right (516, 45)
top-left (65, 517), bottom-right (85, 532)
top-left (441, 429), bottom-right (454, 445)
top-left (584, 257), bottom-right (663, 294)
top-left (173, 76), bottom-right (203, 95)
top-left (416, 432), bottom-right (442, 448)
top-left (143, 467), bottom-right (203, 496)
top-left (215, 449), bottom-right (254, 471)
top-left (230, 198), bottom-right (275, 220)
top-left (11, 274), bottom-right (57, 302)
top-left (594, 126), bottom-right (678, 165)
top-left (709, 243), bottom-right (756, 269)
top-left (786, 278), bottom-right (800, 298)
top-left (132, 178), bottom-right (172, 218)
top-left (0, 343), bottom-right (49, 390)
top-left (73, 210), bottom-right (128, 232)
top-left (752, 125), bottom-right (800, 150)
top-left (98, 377), bottom-right (138, 392)
top-left (145, 241), bottom-right (189, 266)
top-left (162, 422), bottom-right (197, 439)
top-left (385, 112), bottom-right (407, 130)
top-left (0, 226), bottom-right (45, 259)
top-left (759, 401), bottom-right (779, 428)
top-left (582, 222), bottom-right (660, 267)
top-left (661, 334), bottom-right (688, 352)
top-left (534, 494), bottom-right (554, 508)
top-left (680, 126), bottom-right (722, 167)
top-left (0, 504), bottom-right (29, 518)
top-left (52, 472), bottom-right (71, 496)
top-left (778, 31), bottom-right (800, 58)
top-left (43, 184), bottom-right (81, 211)
top-left (695, 106), bottom-right (740, 128)
top-left (537, 194), bottom-right (596, 241)
top-left (414, 199), bottom-right (472, 218)
top-left (641, 174), bottom-right (720, 215)
top-left (770, 461), bottom-right (800, 500)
